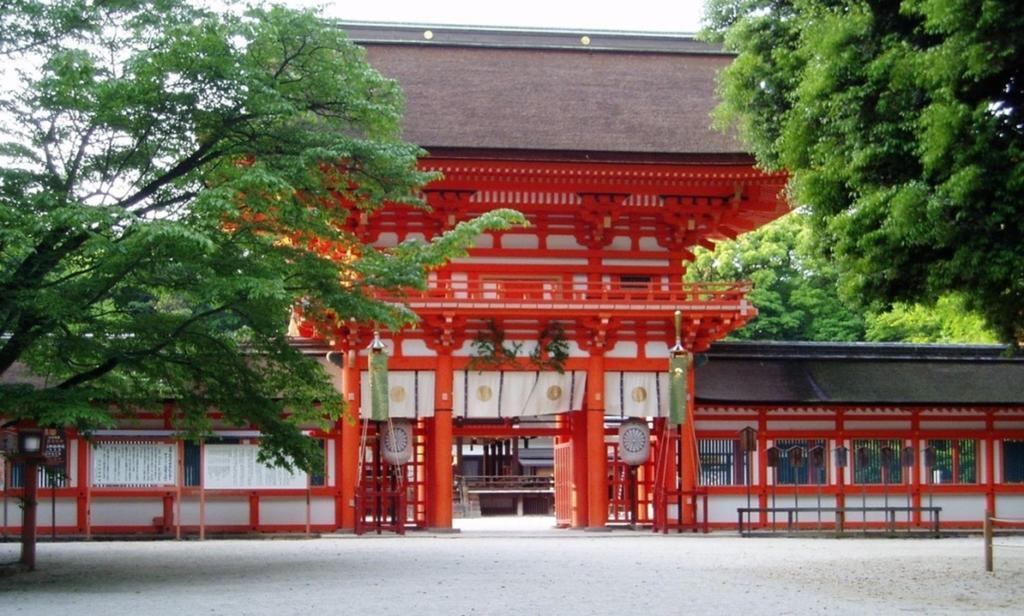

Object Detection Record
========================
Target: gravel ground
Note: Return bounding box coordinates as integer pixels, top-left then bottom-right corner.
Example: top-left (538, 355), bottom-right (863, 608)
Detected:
top-left (1, 523), bottom-right (1021, 615)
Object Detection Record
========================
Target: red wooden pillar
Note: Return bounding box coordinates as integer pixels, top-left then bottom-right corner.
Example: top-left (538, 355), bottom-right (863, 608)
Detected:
top-left (835, 409), bottom-right (846, 523)
top-left (428, 351), bottom-right (455, 529)
top-left (570, 410), bottom-right (589, 527)
top-left (911, 412), bottom-right (922, 527)
top-left (986, 409), bottom-right (996, 520)
top-left (586, 352), bottom-right (607, 530)
top-left (678, 365), bottom-right (698, 525)
top-left (339, 348), bottom-right (360, 530)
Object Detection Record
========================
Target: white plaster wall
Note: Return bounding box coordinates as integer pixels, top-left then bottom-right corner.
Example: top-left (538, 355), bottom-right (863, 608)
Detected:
top-left (844, 420), bottom-right (912, 431)
top-left (69, 439), bottom-right (79, 486)
top-left (766, 420), bottom-right (836, 432)
top-left (644, 341), bottom-right (668, 359)
top-left (607, 236), bottom-right (631, 251)
top-left (179, 498), bottom-right (249, 526)
top-left (326, 440), bottom-right (336, 487)
top-left (638, 237), bottom-right (666, 252)
top-left (375, 232), bottom-right (399, 248)
top-left (472, 234), bottom-right (493, 249)
top-left (995, 495), bottom-right (1024, 519)
top-left (843, 495), bottom-right (916, 522)
top-left (401, 339), bottom-right (436, 357)
top-left (601, 258), bottom-right (669, 267)
top-left (259, 497), bottom-right (334, 525)
top-left (547, 235), bottom-right (584, 250)
top-left (929, 494), bottom-right (986, 522)
top-left (1, 499), bottom-right (77, 528)
top-left (606, 341), bottom-right (638, 358)
top-left (695, 420), bottom-right (756, 432)
top-left (500, 234), bottom-right (539, 249)
top-left (707, 494), bottom-right (748, 524)
top-left (994, 421), bottom-right (1024, 430)
top-left (920, 421), bottom-right (986, 431)
top-left (91, 498), bottom-right (163, 526)
top-left (566, 341), bottom-right (588, 358)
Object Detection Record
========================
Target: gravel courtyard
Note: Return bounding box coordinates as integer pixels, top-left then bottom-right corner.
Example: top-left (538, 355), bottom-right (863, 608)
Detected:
top-left (1, 526), bottom-right (1021, 615)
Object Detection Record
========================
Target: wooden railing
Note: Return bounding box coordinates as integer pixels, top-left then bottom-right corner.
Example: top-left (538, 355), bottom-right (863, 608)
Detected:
top-left (383, 280), bottom-right (752, 306)
top-left (456, 475), bottom-right (555, 494)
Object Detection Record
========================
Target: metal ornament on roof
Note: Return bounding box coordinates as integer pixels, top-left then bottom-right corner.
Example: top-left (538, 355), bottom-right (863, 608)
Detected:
top-left (381, 419), bottom-right (414, 466)
top-left (617, 418), bottom-right (651, 467)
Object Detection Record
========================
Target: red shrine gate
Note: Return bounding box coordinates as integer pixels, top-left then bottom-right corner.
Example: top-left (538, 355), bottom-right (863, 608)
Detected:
top-left (299, 157), bottom-right (789, 531)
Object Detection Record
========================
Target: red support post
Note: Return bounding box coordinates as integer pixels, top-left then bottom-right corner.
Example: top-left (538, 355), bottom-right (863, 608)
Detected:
top-left (428, 351), bottom-right (454, 529)
top-left (339, 349), bottom-right (360, 531)
top-left (571, 410), bottom-right (589, 528)
top-left (586, 352), bottom-right (607, 530)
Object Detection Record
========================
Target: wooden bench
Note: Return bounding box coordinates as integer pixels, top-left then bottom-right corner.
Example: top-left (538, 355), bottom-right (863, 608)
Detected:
top-left (737, 506), bottom-right (942, 537)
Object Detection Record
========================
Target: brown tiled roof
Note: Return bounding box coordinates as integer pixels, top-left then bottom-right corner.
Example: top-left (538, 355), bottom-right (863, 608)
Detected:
top-left (697, 342), bottom-right (1024, 405)
top-left (343, 24), bottom-right (744, 157)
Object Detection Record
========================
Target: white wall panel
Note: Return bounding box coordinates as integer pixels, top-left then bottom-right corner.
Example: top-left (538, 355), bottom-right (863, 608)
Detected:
top-left (91, 498), bottom-right (163, 526)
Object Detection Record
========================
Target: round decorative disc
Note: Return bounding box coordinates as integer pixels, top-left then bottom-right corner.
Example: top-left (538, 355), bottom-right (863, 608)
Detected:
top-left (546, 385), bottom-right (563, 401)
top-left (476, 385), bottom-right (493, 402)
top-left (618, 419), bottom-right (651, 466)
top-left (390, 386), bottom-right (407, 403)
top-left (631, 387), bottom-right (648, 403)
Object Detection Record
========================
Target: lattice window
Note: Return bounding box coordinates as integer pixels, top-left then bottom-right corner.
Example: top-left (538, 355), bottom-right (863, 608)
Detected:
top-left (1003, 440), bottom-right (1024, 484)
top-left (927, 439), bottom-right (977, 484)
top-left (698, 439), bottom-right (747, 486)
top-left (774, 439), bottom-right (827, 485)
top-left (853, 439), bottom-right (904, 484)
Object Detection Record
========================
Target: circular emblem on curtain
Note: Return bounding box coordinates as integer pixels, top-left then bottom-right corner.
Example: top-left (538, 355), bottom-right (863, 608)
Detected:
top-left (381, 419), bottom-right (413, 466)
top-left (476, 385), bottom-right (493, 402)
top-left (546, 385), bottom-right (563, 401)
top-left (618, 418), bottom-right (651, 466)
top-left (631, 387), bottom-right (648, 403)
top-left (390, 386), bottom-right (407, 403)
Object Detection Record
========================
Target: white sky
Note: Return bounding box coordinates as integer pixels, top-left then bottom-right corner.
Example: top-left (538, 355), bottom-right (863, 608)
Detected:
top-left (283, 0), bottom-right (707, 33)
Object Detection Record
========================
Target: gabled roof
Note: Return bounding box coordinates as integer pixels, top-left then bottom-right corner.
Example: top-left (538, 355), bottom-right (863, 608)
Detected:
top-left (696, 341), bottom-right (1024, 405)
top-left (341, 22), bottom-right (745, 159)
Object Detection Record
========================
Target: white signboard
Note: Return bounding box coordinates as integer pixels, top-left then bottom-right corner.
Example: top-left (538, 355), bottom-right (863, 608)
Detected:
top-left (203, 444), bottom-right (307, 489)
top-left (92, 442), bottom-right (177, 487)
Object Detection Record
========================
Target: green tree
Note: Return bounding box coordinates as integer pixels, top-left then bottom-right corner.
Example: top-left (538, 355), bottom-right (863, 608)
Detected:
top-left (705, 0), bottom-right (1024, 346)
top-left (686, 211), bottom-right (866, 341)
top-left (0, 0), bottom-right (523, 470)
top-left (866, 294), bottom-right (998, 343)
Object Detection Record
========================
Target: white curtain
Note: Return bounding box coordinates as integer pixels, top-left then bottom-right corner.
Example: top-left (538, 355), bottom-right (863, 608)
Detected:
top-left (605, 371), bottom-right (669, 418)
top-left (454, 371), bottom-right (586, 418)
top-left (359, 370), bottom-right (436, 418)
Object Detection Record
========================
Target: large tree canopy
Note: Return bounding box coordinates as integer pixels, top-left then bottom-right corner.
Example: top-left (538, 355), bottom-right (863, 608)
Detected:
top-left (705, 0), bottom-right (1024, 346)
top-left (0, 0), bottom-right (523, 470)
top-left (687, 211), bottom-right (996, 343)
top-left (686, 211), bottom-right (867, 341)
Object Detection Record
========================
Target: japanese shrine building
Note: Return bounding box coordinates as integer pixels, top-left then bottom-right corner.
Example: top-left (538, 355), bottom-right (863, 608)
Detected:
top-left (2, 24), bottom-right (1023, 536)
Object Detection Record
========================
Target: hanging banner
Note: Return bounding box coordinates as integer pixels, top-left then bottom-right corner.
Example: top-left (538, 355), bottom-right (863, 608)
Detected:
top-left (668, 355), bottom-right (688, 426)
top-left (92, 442), bottom-right (177, 487)
top-left (368, 350), bottom-right (389, 422)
